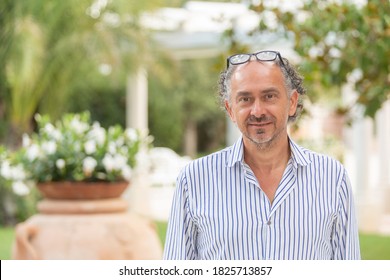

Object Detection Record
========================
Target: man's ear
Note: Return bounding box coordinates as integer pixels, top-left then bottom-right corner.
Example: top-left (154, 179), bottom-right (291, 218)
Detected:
top-left (225, 100), bottom-right (236, 123)
top-left (289, 90), bottom-right (299, 117)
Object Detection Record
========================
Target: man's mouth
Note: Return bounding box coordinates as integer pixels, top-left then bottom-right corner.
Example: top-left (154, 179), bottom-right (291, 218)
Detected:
top-left (248, 122), bottom-right (272, 127)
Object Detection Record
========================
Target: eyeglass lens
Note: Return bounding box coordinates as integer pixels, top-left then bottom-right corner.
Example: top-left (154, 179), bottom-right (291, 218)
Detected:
top-left (255, 51), bottom-right (278, 61)
top-left (228, 51), bottom-right (280, 67)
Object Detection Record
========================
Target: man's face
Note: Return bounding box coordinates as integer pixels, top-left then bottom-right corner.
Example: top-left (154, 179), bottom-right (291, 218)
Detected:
top-left (225, 61), bottom-right (298, 149)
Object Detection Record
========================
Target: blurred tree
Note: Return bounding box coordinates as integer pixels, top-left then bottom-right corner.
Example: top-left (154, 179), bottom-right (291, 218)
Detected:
top-left (148, 58), bottom-right (226, 157)
top-left (0, 0), bottom-right (167, 147)
top-left (250, 0), bottom-right (390, 119)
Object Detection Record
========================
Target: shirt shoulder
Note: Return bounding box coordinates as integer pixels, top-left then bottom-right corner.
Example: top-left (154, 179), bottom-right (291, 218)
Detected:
top-left (290, 139), bottom-right (345, 171)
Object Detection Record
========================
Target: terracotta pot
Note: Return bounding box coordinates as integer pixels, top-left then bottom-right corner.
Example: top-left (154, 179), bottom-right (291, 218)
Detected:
top-left (37, 181), bottom-right (129, 200)
top-left (12, 181), bottom-right (163, 260)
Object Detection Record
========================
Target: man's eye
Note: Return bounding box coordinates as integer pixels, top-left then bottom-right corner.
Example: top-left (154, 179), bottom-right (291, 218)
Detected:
top-left (239, 97), bottom-right (250, 102)
top-left (265, 94), bottom-right (275, 100)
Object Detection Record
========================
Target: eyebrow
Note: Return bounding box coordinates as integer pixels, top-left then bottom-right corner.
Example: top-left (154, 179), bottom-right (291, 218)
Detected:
top-left (235, 87), bottom-right (280, 98)
top-left (260, 87), bottom-right (281, 94)
top-left (236, 91), bottom-right (251, 97)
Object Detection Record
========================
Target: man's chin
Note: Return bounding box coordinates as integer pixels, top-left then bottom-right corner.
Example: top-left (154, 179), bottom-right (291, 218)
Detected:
top-left (245, 134), bottom-right (273, 147)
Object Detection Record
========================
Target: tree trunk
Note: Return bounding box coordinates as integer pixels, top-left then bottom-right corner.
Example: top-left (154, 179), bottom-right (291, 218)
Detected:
top-left (183, 119), bottom-right (197, 158)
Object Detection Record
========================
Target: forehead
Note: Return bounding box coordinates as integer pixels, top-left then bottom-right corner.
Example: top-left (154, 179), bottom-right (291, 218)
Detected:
top-left (231, 61), bottom-right (284, 86)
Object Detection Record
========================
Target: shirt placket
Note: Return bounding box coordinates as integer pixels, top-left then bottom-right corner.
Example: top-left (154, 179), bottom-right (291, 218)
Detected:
top-left (265, 162), bottom-right (297, 259)
top-left (242, 162), bottom-right (272, 259)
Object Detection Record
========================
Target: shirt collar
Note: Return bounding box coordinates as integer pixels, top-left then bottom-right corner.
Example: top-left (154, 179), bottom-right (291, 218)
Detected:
top-left (288, 138), bottom-right (312, 168)
top-left (226, 136), bottom-right (312, 168)
top-left (226, 137), bottom-right (245, 167)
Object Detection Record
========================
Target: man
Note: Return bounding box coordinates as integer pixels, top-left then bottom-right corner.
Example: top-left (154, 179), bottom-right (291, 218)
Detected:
top-left (163, 50), bottom-right (361, 260)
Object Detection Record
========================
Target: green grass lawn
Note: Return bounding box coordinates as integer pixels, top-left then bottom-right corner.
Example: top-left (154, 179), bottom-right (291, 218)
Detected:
top-left (0, 227), bottom-right (15, 260)
top-left (155, 220), bottom-right (168, 245)
top-left (359, 232), bottom-right (390, 260)
top-left (1, 224), bottom-right (389, 260)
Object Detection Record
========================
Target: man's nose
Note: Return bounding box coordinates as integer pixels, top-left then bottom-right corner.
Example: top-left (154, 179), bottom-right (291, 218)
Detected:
top-left (250, 99), bottom-right (265, 118)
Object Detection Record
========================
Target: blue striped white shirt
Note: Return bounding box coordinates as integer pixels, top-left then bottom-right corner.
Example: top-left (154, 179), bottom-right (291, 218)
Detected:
top-left (163, 137), bottom-right (361, 260)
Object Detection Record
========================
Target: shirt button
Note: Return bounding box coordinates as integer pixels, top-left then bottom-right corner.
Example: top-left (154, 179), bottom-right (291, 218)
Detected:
top-left (267, 221), bottom-right (271, 225)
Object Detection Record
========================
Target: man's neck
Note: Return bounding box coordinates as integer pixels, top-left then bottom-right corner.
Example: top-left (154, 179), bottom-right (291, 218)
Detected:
top-left (243, 135), bottom-right (291, 173)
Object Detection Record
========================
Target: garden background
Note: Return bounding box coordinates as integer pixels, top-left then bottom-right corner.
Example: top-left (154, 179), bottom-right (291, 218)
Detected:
top-left (1, 0), bottom-right (389, 259)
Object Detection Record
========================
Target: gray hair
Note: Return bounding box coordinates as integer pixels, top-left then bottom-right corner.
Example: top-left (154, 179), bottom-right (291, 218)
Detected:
top-left (218, 56), bottom-right (306, 122)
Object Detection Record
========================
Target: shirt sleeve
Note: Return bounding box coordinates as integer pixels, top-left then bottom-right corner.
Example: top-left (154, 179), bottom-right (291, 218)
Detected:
top-left (163, 169), bottom-right (198, 260)
top-left (332, 169), bottom-right (361, 260)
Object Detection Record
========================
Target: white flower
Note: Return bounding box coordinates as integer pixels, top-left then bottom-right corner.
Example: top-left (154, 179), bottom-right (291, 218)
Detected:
top-left (113, 154), bottom-right (127, 170)
top-left (70, 117), bottom-right (89, 134)
top-left (56, 159), bottom-right (66, 169)
top-left (125, 128), bottom-right (138, 142)
top-left (1, 163), bottom-right (27, 181)
top-left (41, 141), bottom-right (57, 155)
top-left (103, 153), bottom-right (126, 170)
top-left (12, 181), bottom-right (30, 196)
top-left (102, 153), bottom-right (127, 171)
top-left (115, 137), bottom-right (125, 147)
top-left (84, 140), bottom-right (97, 154)
top-left (10, 164), bottom-right (27, 181)
top-left (51, 129), bottom-right (62, 141)
top-left (3, 112), bottom-right (148, 184)
top-left (89, 123), bottom-right (106, 146)
top-left (108, 142), bottom-right (116, 154)
top-left (26, 144), bottom-right (41, 161)
top-left (0, 161), bottom-right (11, 179)
top-left (102, 154), bottom-right (115, 171)
top-left (83, 157), bottom-right (97, 176)
top-left (43, 123), bottom-right (61, 139)
top-left (43, 123), bottom-right (56, 134)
